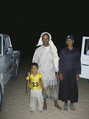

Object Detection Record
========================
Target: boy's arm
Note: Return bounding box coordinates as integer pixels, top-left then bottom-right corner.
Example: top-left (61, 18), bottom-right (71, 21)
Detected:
top-left (26, 80), bottom-right (30, 94)
top-left (40, 79), bottom-right (44, 95)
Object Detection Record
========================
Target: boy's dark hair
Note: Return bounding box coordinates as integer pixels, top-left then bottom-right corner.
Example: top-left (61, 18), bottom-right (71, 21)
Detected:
top-left (30, 62), bottom-right (38, 69)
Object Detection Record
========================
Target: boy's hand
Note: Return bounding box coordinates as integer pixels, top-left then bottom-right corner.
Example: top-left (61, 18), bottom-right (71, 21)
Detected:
top-left (59, 74), bottom-right (63, 81)
top-left (76, 74), bottom-right (79, 81)
top-left (42, 89), bottom-right (44, 95)
top-left (26, 90), bottom-right (29, 94)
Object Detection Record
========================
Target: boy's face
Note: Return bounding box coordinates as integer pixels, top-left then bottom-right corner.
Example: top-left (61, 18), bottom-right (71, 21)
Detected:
top-left (31, 66), bottom-right (38, 74)
top-left (42, 34), bottom-right (50, 46)
top-left (66, 39), bottom-right (74, 47)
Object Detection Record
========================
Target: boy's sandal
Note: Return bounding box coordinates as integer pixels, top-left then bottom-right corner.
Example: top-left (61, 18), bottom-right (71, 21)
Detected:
top-left (63, 104), bottom-right (68, 111)
top-left (69, 104), bottom-right (76, 111)
top-left (30, 111), bottom-right (34, 113)
top-left (40, 110), bottom-right (43, 113)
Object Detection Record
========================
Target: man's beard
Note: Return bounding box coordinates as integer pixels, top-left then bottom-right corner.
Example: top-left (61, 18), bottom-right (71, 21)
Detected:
top-left (43, 41), bottom-right (49, 45)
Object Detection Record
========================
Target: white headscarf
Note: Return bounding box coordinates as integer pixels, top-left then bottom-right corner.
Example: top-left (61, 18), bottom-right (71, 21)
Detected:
top-left (36, 32), bottom-right (59, 71)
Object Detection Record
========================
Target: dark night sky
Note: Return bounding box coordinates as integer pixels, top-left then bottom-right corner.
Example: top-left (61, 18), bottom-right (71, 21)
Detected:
top-left (0, 0), bottom-right (89, 59)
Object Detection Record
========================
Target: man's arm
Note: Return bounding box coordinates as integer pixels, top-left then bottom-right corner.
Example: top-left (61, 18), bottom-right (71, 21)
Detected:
top-left (76, 50), bottom-right (81, 81)
top-left (59, 50), bottom-right (64, 80)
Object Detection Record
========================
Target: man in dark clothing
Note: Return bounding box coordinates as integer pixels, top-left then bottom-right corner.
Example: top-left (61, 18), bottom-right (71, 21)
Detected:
top-left (58, 35), bottom-right (81, 111)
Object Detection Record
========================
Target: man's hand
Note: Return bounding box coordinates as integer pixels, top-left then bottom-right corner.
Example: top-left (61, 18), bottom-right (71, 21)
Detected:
top-left (56, 74), bottom-right (59, 80)
top-left (27, 71), bottom-right (31, 76)
top-left (56, 72), bottom-right (59, 80)
top-left (59, 74), bottom-right (63, 81)
top-left (76, 74), bottom-right (79, 81)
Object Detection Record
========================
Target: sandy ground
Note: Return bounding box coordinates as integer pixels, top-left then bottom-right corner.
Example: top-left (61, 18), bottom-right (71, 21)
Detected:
top-left (0, 58), bottom-right (89, 119)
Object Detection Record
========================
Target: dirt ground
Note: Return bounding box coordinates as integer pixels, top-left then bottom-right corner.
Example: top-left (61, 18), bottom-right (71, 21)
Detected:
top-left (0, 58), bottom-right (89, 119)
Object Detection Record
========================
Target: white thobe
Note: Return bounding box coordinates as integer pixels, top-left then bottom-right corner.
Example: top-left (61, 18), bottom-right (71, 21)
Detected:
top-left (32, 45), bottom-right (58, 87)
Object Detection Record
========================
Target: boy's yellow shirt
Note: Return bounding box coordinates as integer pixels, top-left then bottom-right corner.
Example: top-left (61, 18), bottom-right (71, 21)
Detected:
top-left (26, 72), bottom-right (43, 91)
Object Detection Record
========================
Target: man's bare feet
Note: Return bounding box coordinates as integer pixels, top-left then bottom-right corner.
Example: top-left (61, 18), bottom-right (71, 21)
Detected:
top-left (43, 100), bottom-right (47, 110)
top-left (54, 100), bottom-right (62, 110)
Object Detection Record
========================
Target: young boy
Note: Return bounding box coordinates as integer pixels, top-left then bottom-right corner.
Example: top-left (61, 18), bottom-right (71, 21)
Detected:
top-left (26, 62), bottom-right (44, 112)
top-left (58, 35), bottom-right (81, 111)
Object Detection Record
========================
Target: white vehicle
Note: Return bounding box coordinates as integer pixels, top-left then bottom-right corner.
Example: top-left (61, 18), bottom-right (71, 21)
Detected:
top-left (0, 34), bottom-right (20, 111)
top-left (80, 36), bottom-right (89, 80)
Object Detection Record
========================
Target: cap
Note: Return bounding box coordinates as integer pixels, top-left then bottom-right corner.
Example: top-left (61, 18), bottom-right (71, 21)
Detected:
top-left (65, 35), bottom-right (74, 41)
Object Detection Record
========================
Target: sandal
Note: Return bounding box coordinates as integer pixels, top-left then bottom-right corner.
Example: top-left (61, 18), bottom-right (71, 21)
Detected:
top-left (40, 110), bottom-right (43, 113)
top-left (30, 111), bottom-right (34, 113)
top-left (69, 104), bottom-right (75, 111)
top-left (63, 104), bottom-right (68, 111)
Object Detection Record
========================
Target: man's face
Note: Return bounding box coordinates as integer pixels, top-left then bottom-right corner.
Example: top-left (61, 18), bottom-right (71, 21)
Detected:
top-left (42, 34), bottom-right (50, 46)
top-left (66, 39), bottom-right (74, 47)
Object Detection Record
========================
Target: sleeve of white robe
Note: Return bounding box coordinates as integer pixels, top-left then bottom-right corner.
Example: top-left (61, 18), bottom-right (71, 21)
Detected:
top-left (54, 58), bottom-right (59, 72)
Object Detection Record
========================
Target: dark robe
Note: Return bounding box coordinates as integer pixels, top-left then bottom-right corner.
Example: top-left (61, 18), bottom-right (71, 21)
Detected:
top-left (58, 47), bottom-right (81, 103)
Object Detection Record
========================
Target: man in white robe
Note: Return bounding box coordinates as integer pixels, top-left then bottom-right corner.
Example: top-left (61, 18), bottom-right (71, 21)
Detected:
top-left (32, 32), bottom-right (62, 110)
